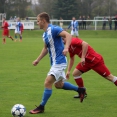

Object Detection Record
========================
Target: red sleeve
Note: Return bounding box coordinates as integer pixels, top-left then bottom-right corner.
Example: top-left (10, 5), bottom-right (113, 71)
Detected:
top-left (69, 38), bottom-right (83, 58)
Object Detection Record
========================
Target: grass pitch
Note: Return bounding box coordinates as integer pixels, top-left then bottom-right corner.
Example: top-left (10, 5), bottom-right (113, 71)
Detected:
top-left (0, 30), bottom-right (117, 117)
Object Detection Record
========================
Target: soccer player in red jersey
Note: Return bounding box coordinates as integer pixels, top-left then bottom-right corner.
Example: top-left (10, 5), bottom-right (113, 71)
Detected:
top-left (1, 17), bottom-right (14, 44)
top-left (65, 37), bottom-right (117, 98)
top-left (20, 23), bottom-right (24, 42)
top-left (21, 23), bottom-right (24, 34)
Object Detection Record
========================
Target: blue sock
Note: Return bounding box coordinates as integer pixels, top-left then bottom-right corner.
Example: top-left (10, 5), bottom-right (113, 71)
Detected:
top-left (62, 82), bottom-right (78, 92)
top-left (40, 88), bottom-right (52, 106)
top-left (15, 35), bottom-right (17, 39)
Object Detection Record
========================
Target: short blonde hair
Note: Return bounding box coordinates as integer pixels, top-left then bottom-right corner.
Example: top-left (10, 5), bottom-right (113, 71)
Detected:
top-left (37, 12), bottom-right (50, 23)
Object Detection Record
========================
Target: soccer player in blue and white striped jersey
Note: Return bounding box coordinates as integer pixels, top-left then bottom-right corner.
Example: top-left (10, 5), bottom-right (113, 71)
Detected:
top-left (68, 17), bottom-right (79, 37)
top-left (14, 17), bottom-right (22, 42)
top-left (29, 12), bottom-right (86, 114)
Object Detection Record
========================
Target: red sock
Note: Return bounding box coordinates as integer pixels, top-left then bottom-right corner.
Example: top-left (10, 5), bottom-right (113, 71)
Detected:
top-left (74, 77), bottom-right (84, 87)
top-left (114, 80), bottom-right (117, 86)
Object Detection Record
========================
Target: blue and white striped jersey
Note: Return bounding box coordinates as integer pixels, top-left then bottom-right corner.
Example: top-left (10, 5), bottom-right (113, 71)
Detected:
top-left (15, 21), bottom-right (21, 32)
top-left (43, 24), bottom-right (67, 66)
top-left (68, 20), bottom-right (78, 31)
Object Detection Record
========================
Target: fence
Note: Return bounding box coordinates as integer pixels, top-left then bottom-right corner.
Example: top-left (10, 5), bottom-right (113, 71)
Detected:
top-left (0, 20), bottom-right (116, 30)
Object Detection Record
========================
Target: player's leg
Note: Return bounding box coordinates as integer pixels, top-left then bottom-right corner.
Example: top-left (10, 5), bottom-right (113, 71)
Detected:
top-left (92, 59), bottom-right (117, 86)
top-left (18, 31), bottom-right (22, 42)
top-left (14, 30), bottom-right (18, 42)
top-left (14, 33), bottom-right (18, 42)
top-left (2, 35), bottom-right (6, 44)
top-left (7, 31), bottom-right (14, 41)
top-left (19, 33), bottom-right (22, 42)
top-left (75, 30), bottom-right (79, 38)
top-left (71, 30), bottom-right (74, 37)
top-left (29, 74), bottom-right (55, 114)
top-left (2, 30), bottom-right (7, 44)
top-left (54, 65), bottom-right (81, 92)
top-left (55, 80), bottom-right (86, 102)
top-left (72, 63), bottom-right (91, 98)
top-left (8, 35), bottom-right (14, 41)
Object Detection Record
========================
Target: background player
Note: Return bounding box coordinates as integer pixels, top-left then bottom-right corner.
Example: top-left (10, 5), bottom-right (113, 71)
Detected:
top-left (65, 37), bottom-right (117, 98)
top-left (14, 17), bottom-right (22, 42)
top-left (68, 17), bottom-right (79, 37)
top-left (29, 12), bottom-right (85, 114)
top-left (1, 17), bottom-right (14, 44)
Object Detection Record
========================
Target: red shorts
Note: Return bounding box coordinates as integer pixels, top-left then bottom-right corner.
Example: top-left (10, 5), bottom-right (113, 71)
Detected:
top-left (3, 29), bottom-right (9, 36)
top-left (76, 57), bottom-right (110, 77)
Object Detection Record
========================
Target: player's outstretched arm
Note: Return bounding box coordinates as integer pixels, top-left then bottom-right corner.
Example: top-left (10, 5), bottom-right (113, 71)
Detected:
top-left (66, 56), bottom-right (75, 79)
top-left (81, 41), bottom-right (88, 66)
top-left (59, 31), bottom-right (72, 56)
top-left (32, 44), bottom-right (48, 66)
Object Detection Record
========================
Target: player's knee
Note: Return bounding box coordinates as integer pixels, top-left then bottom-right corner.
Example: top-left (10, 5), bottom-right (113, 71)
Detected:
top-left (54, 82), bottom-right (63, 89)
top-left (54, 84), bottom-right (62, 89)
top-left (72, 71), bottom-right (80, 77)
top-left (44, 79), bottom-right (52, 88)
top-left (72, 69), bottom-right (82, 77)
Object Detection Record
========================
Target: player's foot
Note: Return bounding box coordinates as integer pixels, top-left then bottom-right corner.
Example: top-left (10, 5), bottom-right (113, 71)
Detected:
top-left (29, 105), bottom-right (44, 114)
top-left (74, 92), bottom-right (87, 98)
top-left (77, 87), bottom-right (86, 102)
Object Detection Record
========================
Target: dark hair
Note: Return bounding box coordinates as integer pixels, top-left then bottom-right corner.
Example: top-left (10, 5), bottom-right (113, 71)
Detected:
top-left (37, 12), bottom-right (50, 23)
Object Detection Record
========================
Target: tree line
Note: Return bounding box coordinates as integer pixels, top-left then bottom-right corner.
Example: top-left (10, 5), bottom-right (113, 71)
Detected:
top-left (0, 0), bottom-right (117, 19)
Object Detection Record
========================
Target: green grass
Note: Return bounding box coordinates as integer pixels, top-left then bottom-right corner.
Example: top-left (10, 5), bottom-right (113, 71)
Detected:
top-left (0, 30), bottom-right (117, 117)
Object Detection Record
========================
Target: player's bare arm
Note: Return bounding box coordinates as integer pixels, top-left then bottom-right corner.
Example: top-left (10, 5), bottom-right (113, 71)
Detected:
top-left (66, 56), bottom-right (75, 79)
top-left (33, 44), bottom-right (48, 66)
top-left (81, 41), bottom-right (88, 66)
top-left (59, 31), bottom-right (72, 56)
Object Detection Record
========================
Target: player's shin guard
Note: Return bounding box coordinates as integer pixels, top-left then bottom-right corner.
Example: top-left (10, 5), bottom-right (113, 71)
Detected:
top-left (112, 76), bottom-right (117, 86)
top-left (74, 76), bottom-right (84, 87)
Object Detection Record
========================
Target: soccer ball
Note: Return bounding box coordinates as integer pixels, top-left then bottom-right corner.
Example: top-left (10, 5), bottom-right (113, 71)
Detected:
top-left (11, 104), bottom-right (26, 117)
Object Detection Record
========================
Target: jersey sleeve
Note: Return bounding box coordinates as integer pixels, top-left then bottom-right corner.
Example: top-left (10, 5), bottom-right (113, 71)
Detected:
top-left (52, 26), bottom-right (63, 37)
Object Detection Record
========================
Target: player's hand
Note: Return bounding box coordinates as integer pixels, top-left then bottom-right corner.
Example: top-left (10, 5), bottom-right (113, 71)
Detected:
top-left (81, 57), bottom-right (85, 67)
top-left (66, 71), bottom-right (70, 79)
top-left (62, 48), bottom-right (68, 56)
top-left (32, 59), bottom-right (39, 66)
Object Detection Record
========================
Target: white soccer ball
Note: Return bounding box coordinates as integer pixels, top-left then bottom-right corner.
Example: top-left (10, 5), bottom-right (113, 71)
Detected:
top-left (11, 104), bottom-right (26, 117)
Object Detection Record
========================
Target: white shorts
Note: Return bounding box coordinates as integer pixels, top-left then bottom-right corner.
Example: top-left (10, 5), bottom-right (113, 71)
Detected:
top-left (47, 64), bottom-right (67, 83)
top-left (15, 30), bottom-right (21, 34)
top-left (71, 30), bottom-right (79, 36)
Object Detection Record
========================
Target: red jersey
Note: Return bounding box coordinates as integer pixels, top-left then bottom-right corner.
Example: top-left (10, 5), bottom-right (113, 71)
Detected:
top-left (2, 21), bottom-right (9, 30)
top-left (21, 23), bottom-right (24, 31)
top-left (2, 21), bottom-right (9, 36)
top-left (69, 38), bottom-right (102, 63)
